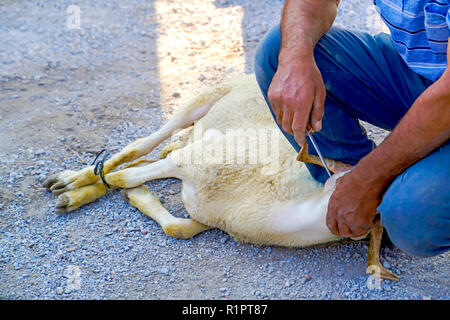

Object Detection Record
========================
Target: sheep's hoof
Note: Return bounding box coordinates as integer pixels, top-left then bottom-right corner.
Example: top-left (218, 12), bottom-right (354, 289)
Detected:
top-left (162, 218), bottom-right (210, 239)
top-left (44, 166), bottom-right (98, 195)
top-left (54, 182), bottom-right (109, 213)
top-left (367, 262), bottom-right (400, 282)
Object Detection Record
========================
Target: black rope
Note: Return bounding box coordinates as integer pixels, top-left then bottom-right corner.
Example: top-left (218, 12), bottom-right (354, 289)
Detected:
top-left (92, 149), bottom-right (110, 189)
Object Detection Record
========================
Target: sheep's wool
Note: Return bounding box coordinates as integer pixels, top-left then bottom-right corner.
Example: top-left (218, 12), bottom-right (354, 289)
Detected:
top-left (170, 75), bottom-right (340, 247)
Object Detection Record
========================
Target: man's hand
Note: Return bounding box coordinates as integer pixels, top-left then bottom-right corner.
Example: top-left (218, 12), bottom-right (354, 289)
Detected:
top-left (267, 52), bottom-right (326, 147)
top-left (326, 169), bottom-right (383, 237)
top-left (268, 0), bottom-right (339, 147)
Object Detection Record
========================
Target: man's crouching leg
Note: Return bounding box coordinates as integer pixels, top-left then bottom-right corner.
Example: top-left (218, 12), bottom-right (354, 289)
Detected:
top-left (379, 141), bottom-right (450, 257)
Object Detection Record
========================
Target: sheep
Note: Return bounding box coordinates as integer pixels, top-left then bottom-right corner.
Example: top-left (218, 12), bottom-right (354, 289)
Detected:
top-left (44, 74), bottom-right (398, 281)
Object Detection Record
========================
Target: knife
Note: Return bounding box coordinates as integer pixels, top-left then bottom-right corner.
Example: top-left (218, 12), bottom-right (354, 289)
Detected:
top-left (306, 131), bottom-right (332, 178)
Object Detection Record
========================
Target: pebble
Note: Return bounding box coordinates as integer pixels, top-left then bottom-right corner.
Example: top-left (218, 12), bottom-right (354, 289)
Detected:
top-left (353, 253), bottom-right (361, 259)
top-left (160, 267), bottom-right (169, 275)
top-left (34, 149), bottom-right (46, 156)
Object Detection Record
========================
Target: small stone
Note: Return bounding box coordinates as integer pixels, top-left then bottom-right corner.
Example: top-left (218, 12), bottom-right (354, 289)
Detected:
top-left (160, 267), bottom-right (169, 275)
top-left (67, 247), bottom-right (77, 252)
top-left (172, 92), bottom-right (180, 98)
top-left (220, 236), bottom-right (228, 244)
top-left (34, 149), bottom-right (45, 156)
top-left (304, 274), bottom-right (312, 281)
top-left (56, 287), bottom-right (64, 295)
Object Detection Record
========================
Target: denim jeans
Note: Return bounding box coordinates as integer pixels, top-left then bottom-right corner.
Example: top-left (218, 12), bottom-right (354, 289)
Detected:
top-left (254, 25), bottom-right (449, 257)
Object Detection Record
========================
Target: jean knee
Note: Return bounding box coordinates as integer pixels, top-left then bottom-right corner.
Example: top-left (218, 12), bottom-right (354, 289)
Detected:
top-left (380, 204), bottom-right (438, 257)
top-left (379, 153), bottom-right (450, 257)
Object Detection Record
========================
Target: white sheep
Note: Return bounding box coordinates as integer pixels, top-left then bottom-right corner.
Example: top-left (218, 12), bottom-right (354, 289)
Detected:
top-left (44, 75), bottom-right (398, 281)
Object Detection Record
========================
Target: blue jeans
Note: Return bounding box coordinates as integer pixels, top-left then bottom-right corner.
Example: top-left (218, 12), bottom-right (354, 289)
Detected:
top-left (254, 25), bottom-right (450, 257)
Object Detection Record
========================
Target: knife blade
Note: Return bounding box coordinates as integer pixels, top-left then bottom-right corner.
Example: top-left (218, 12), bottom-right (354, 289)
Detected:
top-left (306, 131), bottom-right (332, 178)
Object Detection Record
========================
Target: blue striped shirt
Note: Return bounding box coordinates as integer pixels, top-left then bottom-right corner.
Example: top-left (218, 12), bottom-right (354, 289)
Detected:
top-left (374, 0), bottom-right (449, 81)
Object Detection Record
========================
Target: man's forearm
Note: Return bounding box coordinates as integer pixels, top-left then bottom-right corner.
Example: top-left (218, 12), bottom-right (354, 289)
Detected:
top-left (352, 70), bottom-right (450, 193)
top-left (280, 0), bottom-right (339, 61)
top-left (326, 66), bottom-right (450, 237)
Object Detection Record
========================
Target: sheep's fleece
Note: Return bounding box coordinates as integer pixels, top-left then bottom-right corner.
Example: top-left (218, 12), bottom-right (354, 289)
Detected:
top-left (167, 75), bottom-right (341, 247)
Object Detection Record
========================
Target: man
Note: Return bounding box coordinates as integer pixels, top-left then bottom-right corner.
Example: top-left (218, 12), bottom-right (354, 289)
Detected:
top-left (254, 0), bottom-right (449, 257)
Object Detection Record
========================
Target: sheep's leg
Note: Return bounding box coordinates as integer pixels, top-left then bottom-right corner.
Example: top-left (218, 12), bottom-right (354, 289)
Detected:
top-left (298, 144), bottom-right (398, 281)
top-left (367, 216), bottom-right (400, 281)
top-left (105, 157), bottom-right (179, 189)
top-left (121, 185), bottom-right (211, 239)
top-left (297, 143), bottom-right (354, 174)
top-left (44, 83), bottom-right (231, 196)
top-left (55, 182), bottom-right (112, 214)
top-left (53, 160), bottom-right (157, 214)
top-left (55, 156), bottom-right (179, 213)
top-left (159, 140), bottom-right (182, 159)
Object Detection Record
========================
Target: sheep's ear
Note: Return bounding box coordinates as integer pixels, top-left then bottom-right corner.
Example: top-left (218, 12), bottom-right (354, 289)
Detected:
top-left (296, 143), bottom-right (353, 174)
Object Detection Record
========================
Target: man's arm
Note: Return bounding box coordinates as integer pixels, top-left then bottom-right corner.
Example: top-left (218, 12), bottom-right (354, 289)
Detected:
top-left (327, 42), bottom-right (450, 237)
top-left (268, 0), bottom-right (340, 146)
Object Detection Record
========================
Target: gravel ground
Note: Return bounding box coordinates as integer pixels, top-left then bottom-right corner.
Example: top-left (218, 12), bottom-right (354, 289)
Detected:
top-left (0, 0), bottom-right (448, 300)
